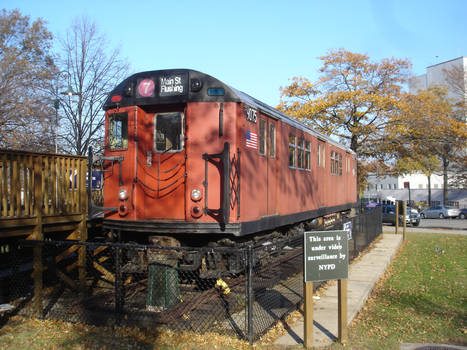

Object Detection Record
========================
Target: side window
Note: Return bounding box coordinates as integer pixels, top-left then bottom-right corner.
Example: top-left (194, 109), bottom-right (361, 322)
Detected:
top-left (330, 151), bottom-right (343, 175)
top-left (318, 142), bottom-right (325, 168)
top-left (288, 135), bottom-right (296, 168)
top-left (269, 123), bottom-right (276, 158)
top-left (297, 138), bottom-right (304, 169)
top-left (338, 153), bottom-right (342, 176)
top-left (305, 141), bottom-right (311, 170)
top-left (154, 112), bottom-right (184, 152)
top-left (259, 118), bottom-right (266, 156)
top-left (331, 151), bottom-right (336, 174)
top-left (108, 112), bottom-right (128, 150)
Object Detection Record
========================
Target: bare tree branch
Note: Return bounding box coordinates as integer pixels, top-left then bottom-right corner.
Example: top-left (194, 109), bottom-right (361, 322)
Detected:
top-left (55, 16), bottom-right (129, 155)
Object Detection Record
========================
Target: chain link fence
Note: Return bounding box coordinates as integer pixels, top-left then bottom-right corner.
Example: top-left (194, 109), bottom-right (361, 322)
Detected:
top-left (1, 208), bottom-right (381, 342)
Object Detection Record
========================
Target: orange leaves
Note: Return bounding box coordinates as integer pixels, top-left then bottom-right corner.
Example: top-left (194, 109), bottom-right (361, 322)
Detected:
top-left (279, 49), bottom-right (411, 161)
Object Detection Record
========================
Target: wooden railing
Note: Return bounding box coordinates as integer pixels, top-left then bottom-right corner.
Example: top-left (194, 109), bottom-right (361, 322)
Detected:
top-left (0, 149), bottom-right (88, 239)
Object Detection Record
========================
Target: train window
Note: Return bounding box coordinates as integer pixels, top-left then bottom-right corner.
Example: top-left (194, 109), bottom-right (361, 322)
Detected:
top-left (288, 135), bottom-right (296, 168)
top-left (331, 151), bottom-right (343, 175)
top-left (305, 141), bottom-right (311, 170)
top-left (338, 153), bottom-right (343, 175)
top-left (108, 113), bottom-right (128, 150)
top-left (259, 118), bottom-right (266, 155)
top-left (331, 151), bottom-right (336, 174)
top-left (297, 138), bottom-right (304, 169)
top-left (318, 143), bottom-right (325, 168)
top-left (154, 112), bottom-right (184, 152)
top-left (269, 123), bottom-right (276, 158)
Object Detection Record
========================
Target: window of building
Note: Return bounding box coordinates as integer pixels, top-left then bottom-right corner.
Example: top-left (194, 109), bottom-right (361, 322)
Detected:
top-left (305, 141), bottom-right (311, 170)
top-left (259, 118), bottom-right (266, 156)
top-left (108, 113), bottom-right (128, 150)
top-left (154, 112), bottom-right (184, 152)
top-left (288, 135), bottom-right (296, 168)
top-left (269, 123), bottom-right (276, 158)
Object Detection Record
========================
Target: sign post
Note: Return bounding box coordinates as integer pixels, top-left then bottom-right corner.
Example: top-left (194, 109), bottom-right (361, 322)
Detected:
top-left (304, 280), bottom-right (314, 348)
top-left (304, 230), bottom-right (349, 347)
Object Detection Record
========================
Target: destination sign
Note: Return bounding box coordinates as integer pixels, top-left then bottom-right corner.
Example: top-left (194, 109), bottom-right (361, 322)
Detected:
top-left (304, 230), bottom-right (348, 282)
top-left (159, 74), bottom-right (187, 97)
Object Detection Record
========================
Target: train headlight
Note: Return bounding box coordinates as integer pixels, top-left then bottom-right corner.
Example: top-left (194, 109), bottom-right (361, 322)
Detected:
top-left (191, 189), bottom-right (202, 202)
top-left (119, 188), bottom-right (129, 201)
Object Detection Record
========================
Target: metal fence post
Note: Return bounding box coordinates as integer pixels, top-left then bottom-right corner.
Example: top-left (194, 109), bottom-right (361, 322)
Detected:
top-left (246, 245), bottom-right (254, 344)
top-left (115, 245), bottom-right (123, 322)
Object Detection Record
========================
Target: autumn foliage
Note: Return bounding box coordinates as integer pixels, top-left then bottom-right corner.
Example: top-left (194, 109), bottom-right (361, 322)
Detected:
top-left (279, 49), bottom-right (466, 192)
top-left (279, 49), bottom-right (411, 159)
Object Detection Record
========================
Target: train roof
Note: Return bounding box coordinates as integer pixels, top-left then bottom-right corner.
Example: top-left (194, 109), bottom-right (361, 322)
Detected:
top-left (104, 69), bottom-right (354, 154)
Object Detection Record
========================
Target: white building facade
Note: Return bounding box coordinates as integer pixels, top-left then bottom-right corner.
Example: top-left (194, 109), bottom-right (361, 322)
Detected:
top-left (375, 57), bottom-right (467, 208)
top-left (409, 56), bottom-right (467, 120)
top-left (363, 172), bottom-right (466, 208)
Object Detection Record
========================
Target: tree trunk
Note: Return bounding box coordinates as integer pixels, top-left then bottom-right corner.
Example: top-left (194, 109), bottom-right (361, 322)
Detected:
top-left (442, 156), bottom-right (449, 206)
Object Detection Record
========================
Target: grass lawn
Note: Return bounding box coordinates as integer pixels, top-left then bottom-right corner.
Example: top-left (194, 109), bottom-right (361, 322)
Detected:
top-left (0, 232), bottom-right (465, 349)
top-left (326, 232), bottom-right (467, 349)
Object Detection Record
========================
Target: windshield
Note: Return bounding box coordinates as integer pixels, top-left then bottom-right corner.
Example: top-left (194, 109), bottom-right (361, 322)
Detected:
top-left (154, 112), bottom-right (184, 152)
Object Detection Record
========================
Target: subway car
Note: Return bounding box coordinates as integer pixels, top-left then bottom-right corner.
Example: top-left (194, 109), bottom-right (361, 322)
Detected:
top-left (101, 69), bottom-right (357, 247)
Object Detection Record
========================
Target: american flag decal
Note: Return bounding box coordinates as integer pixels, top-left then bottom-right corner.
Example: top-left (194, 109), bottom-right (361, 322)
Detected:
top-left (246, 130), bottom-right (258, 149)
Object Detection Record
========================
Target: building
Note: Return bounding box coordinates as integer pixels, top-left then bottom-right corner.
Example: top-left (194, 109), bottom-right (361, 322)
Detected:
top-left (410, 56), bottom-right (466, 120)
top-left (363, 172), bottom-right (467, 208)
top-left (376, 57), bottom-right (467, 208)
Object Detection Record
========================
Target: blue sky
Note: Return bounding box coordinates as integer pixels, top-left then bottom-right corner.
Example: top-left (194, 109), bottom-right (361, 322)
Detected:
top-left (4, 0), bottom-right (467, 106)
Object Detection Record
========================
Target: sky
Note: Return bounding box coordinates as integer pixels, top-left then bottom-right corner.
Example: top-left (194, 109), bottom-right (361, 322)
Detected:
top-left (4, 0), bottom-right (467, 106)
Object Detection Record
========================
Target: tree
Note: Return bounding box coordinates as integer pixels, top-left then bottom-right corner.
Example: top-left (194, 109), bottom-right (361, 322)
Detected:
top-left (279, 49), bottom-right (411, 191)
top-left (443, 64), bottom-right (467, 190)
top-left (0, 9), bottom-right (57, 150)
top-left (279, 49), bottom-right (411, 159)
top-left (55, 16), bottom-right (129, 155)
top-left (443, 63), bottom-right (467, 116)
top-left (387, 87), bottom-right (467, 204)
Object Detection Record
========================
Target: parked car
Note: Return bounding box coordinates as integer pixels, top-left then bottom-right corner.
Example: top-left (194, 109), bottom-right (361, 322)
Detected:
top-left (459, 208), bottom-right (467, 219)
top-left (420, 205), bottom-right (460, 219)
top-left (382, 205), bottom-right (420, 226)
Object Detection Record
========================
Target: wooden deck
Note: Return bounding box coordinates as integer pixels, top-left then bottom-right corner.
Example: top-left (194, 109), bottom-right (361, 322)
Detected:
top-left (0, 149), bottom-right (88, 241)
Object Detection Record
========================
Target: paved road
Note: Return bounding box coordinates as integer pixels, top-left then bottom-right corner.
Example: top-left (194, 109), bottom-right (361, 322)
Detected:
top-left (383, 217), bottom-right (467, 235)
top-left (418, 218), bottom-right (467, 230)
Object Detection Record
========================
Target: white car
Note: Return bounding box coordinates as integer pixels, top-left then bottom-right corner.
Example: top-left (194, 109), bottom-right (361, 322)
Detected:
top-left (420, 205), bottom-right (461, 219)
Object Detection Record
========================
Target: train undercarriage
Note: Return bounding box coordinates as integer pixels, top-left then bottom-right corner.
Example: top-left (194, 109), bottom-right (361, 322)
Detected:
top-left (97, 209), bottom-right (354, 279)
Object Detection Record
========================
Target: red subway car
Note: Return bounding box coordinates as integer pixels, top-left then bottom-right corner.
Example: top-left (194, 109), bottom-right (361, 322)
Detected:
top-left (102, 69), bottom-right (357, 244)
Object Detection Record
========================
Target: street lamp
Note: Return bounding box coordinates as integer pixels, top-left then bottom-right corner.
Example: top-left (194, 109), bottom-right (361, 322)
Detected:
top-left (61, 85), bottom-right (80, 97)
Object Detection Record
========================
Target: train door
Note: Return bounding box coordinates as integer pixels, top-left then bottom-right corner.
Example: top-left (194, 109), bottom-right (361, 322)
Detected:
top-left (138, 108), bottom-right (186, 220)
top-left (104, 107), bottom-right (136, 218)
top-left (317, 139), bottom-right (327, 208)
top-left (267, 120), bottom-right (278, 215)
